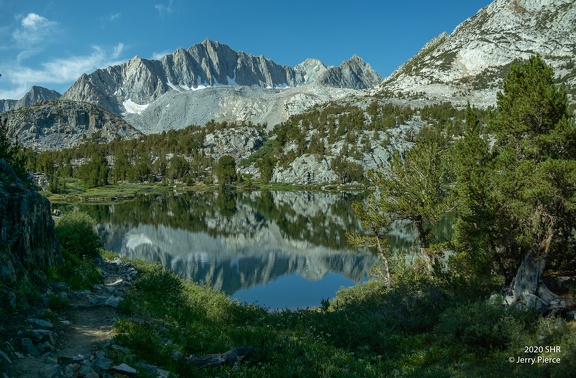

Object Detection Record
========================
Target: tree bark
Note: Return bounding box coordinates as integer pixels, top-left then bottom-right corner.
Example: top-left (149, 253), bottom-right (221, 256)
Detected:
top-left (510, 249), bottom-right (548, 303)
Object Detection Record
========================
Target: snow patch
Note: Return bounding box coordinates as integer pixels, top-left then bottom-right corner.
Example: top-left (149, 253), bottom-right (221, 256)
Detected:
top-left (167, 81), bottom-right (181, 92)
top-left (226, 68), bottom-right (239, 86)
top-left (123, 99), bottom-right (149, 115)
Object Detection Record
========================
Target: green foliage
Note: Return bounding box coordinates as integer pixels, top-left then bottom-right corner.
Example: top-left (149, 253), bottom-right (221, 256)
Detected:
top-left (256, 155), bottom-right (276, 183)
top-left (48, 250), bottom-right (103, 290)
top-left (55, 210), bottom-right (104, 258)
top-left (0, 121), bottom-right (28, 182)
top-left (330, 155), bottom-right (364, 184)
top-left (78, 151), bottom-right (109, 188)
top-left (435, 300), bottom-right (538, 354)
top-left (215, 155), bottom-right (237, 186)
top-left (381, 129), bottom-right (453, 249)
top-left (111, 257), bottom-right (576, 377)
top-left (48, 292), bottom-right (70, 309)
top-left (167, 155), bottom-right (189, 181)
top-left (453, 56), bottom-right (576, 279)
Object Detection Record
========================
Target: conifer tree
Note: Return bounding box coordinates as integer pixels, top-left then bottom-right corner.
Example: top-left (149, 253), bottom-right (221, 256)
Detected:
top-left (454, 56), bottom-right (576, 305)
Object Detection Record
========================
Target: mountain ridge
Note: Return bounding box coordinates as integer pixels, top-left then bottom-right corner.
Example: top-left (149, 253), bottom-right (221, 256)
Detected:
top-left (0, 86), bottom-right (61, 114)
top-left (61, 39), bottom-right (382, 116)
top-left (378, 0), bottom-right (576, 106)
top-left (0, 100), bottom-right (142, 151)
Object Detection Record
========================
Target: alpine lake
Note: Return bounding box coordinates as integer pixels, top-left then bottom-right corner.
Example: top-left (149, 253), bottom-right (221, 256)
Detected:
top-left (54, 190), bottom-right (453, 310)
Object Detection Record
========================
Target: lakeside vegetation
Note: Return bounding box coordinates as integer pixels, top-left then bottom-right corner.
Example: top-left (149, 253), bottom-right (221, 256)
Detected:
top-left (2, 55), bottom-right (576, 376)
top-left (36, 209), bottom-right (575, 377)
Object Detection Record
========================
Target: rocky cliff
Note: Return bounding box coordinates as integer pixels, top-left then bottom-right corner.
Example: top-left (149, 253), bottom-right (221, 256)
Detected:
top-left (1, 100), bottom-right (142, 151)
top-left (0, 159), bottom-right (61, 310)
top-left (379, 0), bottom-right (576, 106)
top-left (61, 39), bottom-right (381, 131)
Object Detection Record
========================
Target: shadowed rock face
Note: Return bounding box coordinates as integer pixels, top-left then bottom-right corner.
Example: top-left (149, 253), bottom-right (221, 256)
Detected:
top-left (0, 100), bottom-right (142, 151)
top-left (0, 159), bottom-right (60, 277)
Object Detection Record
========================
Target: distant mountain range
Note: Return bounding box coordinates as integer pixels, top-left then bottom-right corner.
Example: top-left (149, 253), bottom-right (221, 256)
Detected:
top-left (1, 39), bottom-right (382, 138)
top-left (1, 0), bottom-right (575, 153)
top-left (62, 39), bottom-right (382, 114)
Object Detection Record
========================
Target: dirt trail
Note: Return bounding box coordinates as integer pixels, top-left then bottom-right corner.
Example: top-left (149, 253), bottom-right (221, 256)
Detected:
top-left (6, 259), bottom-right (135, 377)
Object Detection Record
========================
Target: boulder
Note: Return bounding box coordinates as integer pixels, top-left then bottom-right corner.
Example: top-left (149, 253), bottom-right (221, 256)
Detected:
top-left (0, 159), bottom-right (61, 273)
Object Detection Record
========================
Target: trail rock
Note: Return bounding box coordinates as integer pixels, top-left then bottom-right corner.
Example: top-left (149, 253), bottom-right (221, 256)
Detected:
top-left (39, 363), bottom-right (61, 378)
top-left (104, 295), bottom-right (122, 308)
top-left (20, 338), bottom-right (40, 357)
top-left (110, 362), bottom-right (138, 375)
top-left (0, 349), bottom-right (12, 364)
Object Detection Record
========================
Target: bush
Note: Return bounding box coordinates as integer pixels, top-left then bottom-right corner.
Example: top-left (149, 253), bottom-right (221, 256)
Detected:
top-left (48, 250), bottom-right (103, 290)
top-left (434, 300), bottom-right (537, 355)
top-left (55, 210), bottom-right (104, 258)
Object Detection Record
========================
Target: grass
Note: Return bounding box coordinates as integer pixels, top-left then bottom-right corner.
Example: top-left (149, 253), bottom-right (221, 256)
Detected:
top-left (46, 180), bottom-right (175, 203)
top-left (47, 250), bottom-right (103, 290)
top-left (111, 259), bottom-right (576, 377)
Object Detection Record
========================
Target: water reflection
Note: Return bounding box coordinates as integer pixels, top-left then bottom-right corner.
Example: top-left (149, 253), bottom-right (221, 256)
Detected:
top-left (60, 190), bottom-right (387, 309)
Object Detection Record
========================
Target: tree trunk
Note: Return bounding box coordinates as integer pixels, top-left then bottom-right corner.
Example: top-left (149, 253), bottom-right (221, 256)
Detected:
top-left (506, 251), bottom-right (558, 311)
top-left (414, 216), bottom-right (433, 274)
top-left (510, 249), bottom-right (548, 303)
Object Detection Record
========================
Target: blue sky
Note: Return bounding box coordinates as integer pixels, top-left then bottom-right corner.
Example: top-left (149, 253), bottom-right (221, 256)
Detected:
top-left (0, 0), bottom-right (492, 100)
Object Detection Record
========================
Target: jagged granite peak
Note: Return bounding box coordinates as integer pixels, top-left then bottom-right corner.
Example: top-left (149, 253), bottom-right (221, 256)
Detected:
top-left (62, 39), bottom-right (381, 120)
top-left (294, 59), bottom-right (328, 83)
top-left (379, 0), bottom-right (576, 106)
top-left (18, 86), bottom-right (61, 107)
top-left (0, 86), bottom-right (61, 114)
top-left (1, 100), bottom-right (142, 151)
top-left (319, 55), bottom-right (383, 89)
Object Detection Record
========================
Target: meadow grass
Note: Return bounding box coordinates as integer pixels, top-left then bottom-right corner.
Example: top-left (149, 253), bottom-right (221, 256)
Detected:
top-left (112, 260), bottom-right (576, 377)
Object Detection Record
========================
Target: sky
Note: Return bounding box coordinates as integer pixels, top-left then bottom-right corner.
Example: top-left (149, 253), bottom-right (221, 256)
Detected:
top-left (0, 0), bottom-right (493, 100)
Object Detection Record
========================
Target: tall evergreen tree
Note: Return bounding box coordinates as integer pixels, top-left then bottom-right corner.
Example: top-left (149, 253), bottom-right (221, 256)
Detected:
top-left (455, 56), bottom-right (576, 305)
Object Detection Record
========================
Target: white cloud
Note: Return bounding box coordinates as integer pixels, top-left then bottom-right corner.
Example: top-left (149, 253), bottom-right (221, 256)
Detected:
top-left (13, 13), bottom-right (58, 47)
top-left (152, 49), bottom-right (172, 60)
top-left (108, 13), bottom-right (122, 22)
top-left (21, 13), bottom-right (51, 29)
top-left (0, 43), bottom-right (126, 99)
top-left (155, 0), bottom-right (176, 17)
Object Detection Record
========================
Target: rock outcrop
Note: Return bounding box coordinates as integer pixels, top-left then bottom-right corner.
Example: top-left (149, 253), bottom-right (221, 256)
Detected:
top-left (1, 100), bottom-right (142, 151)
top-left (0, 159), bottom-right (61, 310)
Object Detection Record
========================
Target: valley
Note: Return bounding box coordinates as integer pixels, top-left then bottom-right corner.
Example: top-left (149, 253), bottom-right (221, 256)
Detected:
top-left (1, 0), bottom-right (576, 377)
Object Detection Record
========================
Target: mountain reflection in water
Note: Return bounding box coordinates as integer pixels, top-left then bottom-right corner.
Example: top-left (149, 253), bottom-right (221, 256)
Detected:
top-left (60, 190), bottom-right (422, 309)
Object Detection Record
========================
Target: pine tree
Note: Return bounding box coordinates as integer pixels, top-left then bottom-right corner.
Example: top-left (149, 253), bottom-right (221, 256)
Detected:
top-left (455, 56), bottom-right (576, 306)
top-left (350, 127), bottom-right (454, 279)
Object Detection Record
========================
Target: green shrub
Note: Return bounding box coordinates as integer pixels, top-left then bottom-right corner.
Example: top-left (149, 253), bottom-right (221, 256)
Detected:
top-left (49, 250), bottom-right (103, 290)
top-left (434, 300), bottom-right (537, 355)
top-left (48, 293), bottom-right (69, 309)
top-left (55, 210), bottom-right (104, 258)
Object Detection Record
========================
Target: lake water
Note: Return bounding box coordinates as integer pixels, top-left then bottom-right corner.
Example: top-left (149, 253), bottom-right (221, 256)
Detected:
top-left (57, 190), bottom-right (427, 310)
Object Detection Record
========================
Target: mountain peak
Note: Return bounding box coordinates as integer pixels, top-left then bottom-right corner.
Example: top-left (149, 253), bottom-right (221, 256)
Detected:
top-left (380, 0), bottom-right (576, 107)
top-left (0, 85), bottom-right (61, 113)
